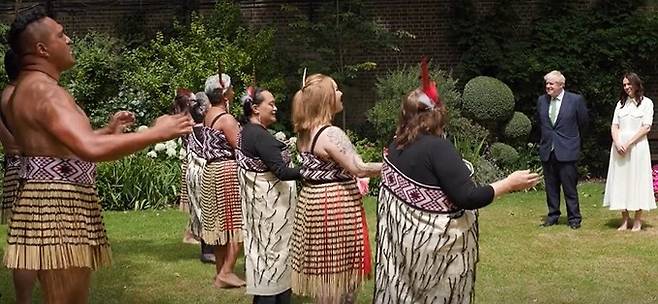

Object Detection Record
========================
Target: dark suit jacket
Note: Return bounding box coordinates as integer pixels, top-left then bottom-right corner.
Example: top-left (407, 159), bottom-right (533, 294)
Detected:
top-left (536, 91), bottom-right (589, 162)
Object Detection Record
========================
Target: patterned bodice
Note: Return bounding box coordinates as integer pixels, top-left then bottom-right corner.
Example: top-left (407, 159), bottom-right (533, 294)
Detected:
top-left (19, 156), bottom-right (96, 185)
top-left (3, 154), bottom-right (20, 171)
top-left (381, 156), bottom-right (459, 213)
top-left (300, 152), bottom-right (353, 183)
top-left (236, 136), bottom-right (293, 173)
top-left (202, 127), bottom-right (234, 162)
top-left (184, 126), bottom-right (205, 156)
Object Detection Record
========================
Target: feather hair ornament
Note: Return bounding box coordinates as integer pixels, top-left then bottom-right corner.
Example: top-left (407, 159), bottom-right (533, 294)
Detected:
top-left (418, 56), bottom-right (442, 109)
top-left (301, 67), bottom-right (307, 88)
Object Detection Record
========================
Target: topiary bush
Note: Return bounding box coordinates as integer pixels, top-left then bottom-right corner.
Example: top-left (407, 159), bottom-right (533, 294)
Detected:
top-left (502, 111), bottom-right (532, 142)
top-left (462, 76), bottom-right (514, 123)
top-left (489, 142), bottom-right (519, 168)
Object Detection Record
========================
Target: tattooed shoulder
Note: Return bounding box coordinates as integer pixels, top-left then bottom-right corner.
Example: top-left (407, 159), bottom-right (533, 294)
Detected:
top-left (326, 126), bottom-right (355, 155)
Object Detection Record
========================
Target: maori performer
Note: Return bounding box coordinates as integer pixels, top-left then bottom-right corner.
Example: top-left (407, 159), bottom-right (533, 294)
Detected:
top-left (290, 73), bottom-right (381, 303)
top-left (172, 89), bottom-right (216, 263)
top-left (200, 73), bottom-right (245, 287)
top-left (236, 87), bottom-right (301, 303)
top-left (1, 49), bottom-right (20, 225)
top-left (374, 58), bottom-right (540, 304)
top-left (2, 10), bottom-right (192, 303)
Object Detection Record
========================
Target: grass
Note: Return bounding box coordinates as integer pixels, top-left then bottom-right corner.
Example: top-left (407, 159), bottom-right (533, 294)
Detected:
top-left (2, 182), bottom-right (658, 303)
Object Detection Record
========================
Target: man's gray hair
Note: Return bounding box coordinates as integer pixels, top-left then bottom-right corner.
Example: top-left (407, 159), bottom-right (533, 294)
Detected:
top-left (544, 70), bottom-right (566, 85)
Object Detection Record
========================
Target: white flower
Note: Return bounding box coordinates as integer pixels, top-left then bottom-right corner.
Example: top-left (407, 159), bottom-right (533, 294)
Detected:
top-left (287, 136), bottom-right (297, 147)
top-left (176, 138), bottom-right (182, 145)
top-left (178, 147), bottom-right (187, 160)
top-left (137, 125), bottom-right (148, 133)
top-left (165, 147), bottom-right (177, 158)
top-left (165, 140), bottom-right (177, 149)
top-left (146, 151), bottom-right (157, 158)
top-left (154, 143), bottom-right (166, 152)
top-left (274, 131), bottom-right (286, 142)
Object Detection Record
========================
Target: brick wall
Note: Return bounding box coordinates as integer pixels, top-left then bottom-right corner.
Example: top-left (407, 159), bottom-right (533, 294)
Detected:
top-left (0, 0), bottom-right (656, 127)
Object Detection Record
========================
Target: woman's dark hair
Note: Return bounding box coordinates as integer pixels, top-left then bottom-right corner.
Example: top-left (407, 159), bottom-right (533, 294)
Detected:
top-left (171, 88), bottom-right (207, 124)
top-left (4, 49), bottom-right (19, 81)
top-left (239, 87), bottom-right (267, 124)
top-left (619, 72), bottom-right (644, 108)
top-left (394, 88), bottom-right (447, 149)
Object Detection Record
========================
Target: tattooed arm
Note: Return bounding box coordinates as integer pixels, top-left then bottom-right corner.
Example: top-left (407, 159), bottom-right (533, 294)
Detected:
top-left (320, 126), bottom-right (382, 178)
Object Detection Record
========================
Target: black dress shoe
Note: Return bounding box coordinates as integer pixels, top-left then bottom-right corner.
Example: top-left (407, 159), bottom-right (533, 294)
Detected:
top-left (569, 223), bottom-right (581, 229)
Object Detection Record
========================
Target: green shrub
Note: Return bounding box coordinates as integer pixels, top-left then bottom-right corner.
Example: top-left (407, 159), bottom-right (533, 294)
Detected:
top-left (503, 111), bottom-right (532, 141)
top-left (60, 32), bottom-right (124, 128)
top-left (462, 76), bottom-right (514, 123)
top-left (0, 23), bottom-right (10, 88)
top-left (474, 156), bottom-right (504, 185)
top-left (368, 65), bottom-right (461, 144)
top-left (97, 151), bottom-right (181, 211)
top-left (489, 142), bottom-right (519, 167)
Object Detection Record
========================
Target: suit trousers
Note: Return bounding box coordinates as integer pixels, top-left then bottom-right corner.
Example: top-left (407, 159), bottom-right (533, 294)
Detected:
top-left (542, 152), bottom-right (581, 224)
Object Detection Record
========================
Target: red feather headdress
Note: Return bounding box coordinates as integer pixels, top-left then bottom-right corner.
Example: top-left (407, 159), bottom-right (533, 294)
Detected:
top-left (417, 56), bottom-right (442, 109)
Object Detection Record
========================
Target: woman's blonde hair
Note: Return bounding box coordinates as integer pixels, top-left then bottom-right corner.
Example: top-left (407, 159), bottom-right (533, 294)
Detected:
top-left (292, 74), bottom-right (341, 147)
top-left (394, 88), bottom-right (447, 149)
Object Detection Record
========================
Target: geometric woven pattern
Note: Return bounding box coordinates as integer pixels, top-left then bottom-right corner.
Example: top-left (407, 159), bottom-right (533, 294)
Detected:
top-left (300, 152), bottom-right (353, 182)
top-left (3, 154), bottom-right (20, 171)
top-left (381, 158), bottom-right (459, 213)
top-left (184, 126), bottom-right (205, 157)
top-left (19, 156), bottom-right (96, 185)
top-left (202, 126), bottom-right (234, 162)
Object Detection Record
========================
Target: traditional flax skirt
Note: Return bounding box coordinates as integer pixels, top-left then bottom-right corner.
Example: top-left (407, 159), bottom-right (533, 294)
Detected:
top-left (0, 155), bottom-right (20, 224)
top-left (200, 159), bottom-right (243, 245)
top-left (290, 179), bottom-right (371, 300)
top-left (374, 188), bottom-right (479, 304)
top-left (185, 152), bottom-right (205, 239)
top-left (238, 167), bottom-right (297, 296)
top-left (4, 156), bottom-right (112, 270)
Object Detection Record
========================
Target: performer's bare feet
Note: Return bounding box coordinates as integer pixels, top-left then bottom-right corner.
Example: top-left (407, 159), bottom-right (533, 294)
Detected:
top-left (213, 273), bottom-right (245, 288)
top-left (617, 220), bottom-right (629, 231)
top-left (631, 220), bottom-right (642, 232)
top-left (182, 230), bottom-right (199, 244)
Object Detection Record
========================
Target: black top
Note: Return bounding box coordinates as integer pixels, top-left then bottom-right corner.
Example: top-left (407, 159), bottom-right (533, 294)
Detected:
top-left (386, 134), bottom-right (495, 210)
top-left (240, 123), bottom-right (301, 181)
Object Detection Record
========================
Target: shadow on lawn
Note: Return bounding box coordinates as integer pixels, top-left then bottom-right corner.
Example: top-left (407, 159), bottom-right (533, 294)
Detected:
top-left (0, 247), bottom-right (138, 304)
top-left (604, 218), bottom-right (654, 230)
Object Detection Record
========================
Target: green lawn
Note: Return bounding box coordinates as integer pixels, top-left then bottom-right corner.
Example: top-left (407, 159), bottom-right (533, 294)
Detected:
top-left (2, 182), bottom-right (658, 303)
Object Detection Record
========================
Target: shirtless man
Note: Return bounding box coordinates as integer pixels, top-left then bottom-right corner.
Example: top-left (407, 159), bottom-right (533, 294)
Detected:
top-left (2, 10), bottom-right (193, 304)
top-left (0, 49), bottom-right (21, 225)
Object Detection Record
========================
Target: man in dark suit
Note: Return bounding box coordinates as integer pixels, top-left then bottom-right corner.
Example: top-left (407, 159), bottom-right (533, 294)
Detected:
top-left (536, 70), bottom-right (589, 229)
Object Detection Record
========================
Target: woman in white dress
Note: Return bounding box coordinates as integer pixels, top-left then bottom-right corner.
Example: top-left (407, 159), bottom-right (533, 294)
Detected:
top-left (603, 72), bottom-right (655, 231)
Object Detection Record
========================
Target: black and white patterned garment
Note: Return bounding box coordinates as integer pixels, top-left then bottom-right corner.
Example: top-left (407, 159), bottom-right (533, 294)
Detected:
top-left (374, 134), bottom-right (493, 304)
top-left (183, 125), bottom-right (205, 239)
top-left (236, 123), bottom-right (300, 297)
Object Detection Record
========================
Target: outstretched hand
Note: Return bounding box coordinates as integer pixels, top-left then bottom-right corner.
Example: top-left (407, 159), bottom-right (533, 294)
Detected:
top-left (151, 113), bottom-right (194, 140)
top-left (107, 111), bottom-right (136, 134)
top-left (506, 170), bottom-right (541, 192)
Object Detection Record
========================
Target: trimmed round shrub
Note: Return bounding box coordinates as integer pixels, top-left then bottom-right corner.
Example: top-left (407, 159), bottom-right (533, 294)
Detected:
top-left (503, 111), bottom-right (532, 140)
top-left (462, 76), bottom-right (514, 122)
top-left (474, 157), bottom-right (504, 184)
top-left (489, 142), bottom-right (519, 167)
